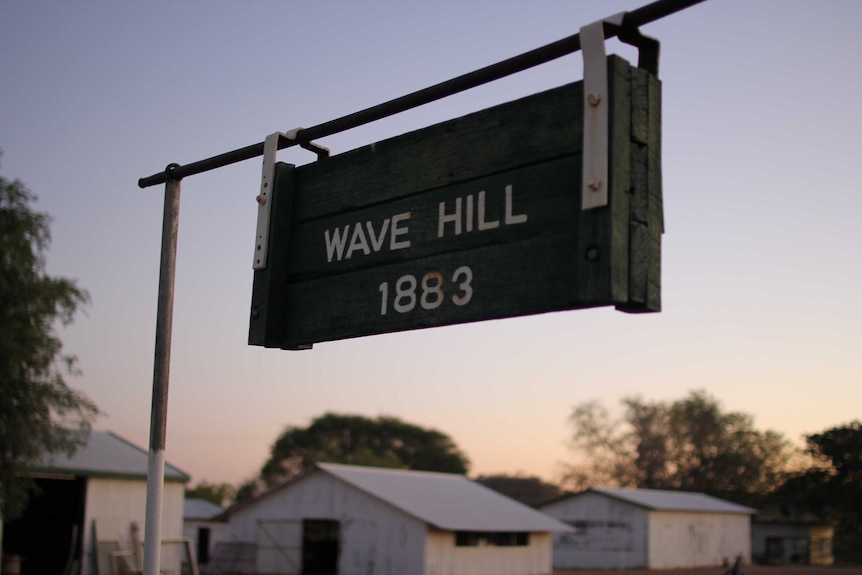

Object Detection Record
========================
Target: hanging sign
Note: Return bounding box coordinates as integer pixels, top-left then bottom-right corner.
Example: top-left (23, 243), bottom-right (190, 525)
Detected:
top-left (249, 55), bottom-right (662, 349)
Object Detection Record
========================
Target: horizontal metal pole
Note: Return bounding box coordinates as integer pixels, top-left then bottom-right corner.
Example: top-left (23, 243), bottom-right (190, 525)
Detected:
top-left (138, 0), bottom-right (706, 188)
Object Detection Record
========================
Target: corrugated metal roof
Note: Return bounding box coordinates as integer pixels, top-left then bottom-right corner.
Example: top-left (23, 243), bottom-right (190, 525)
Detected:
top-left (31, 430), bottom-right (189, 482)
top-left (185, 497), bottom-right (226, 520)
top-left (589, 487), bottom-right (756, 514)
top-left (318, 462), bottom-right (573, 533)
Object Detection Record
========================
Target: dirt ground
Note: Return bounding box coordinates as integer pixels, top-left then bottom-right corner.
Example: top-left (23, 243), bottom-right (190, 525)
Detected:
top-left (552, 566), bottom-right (862, 575)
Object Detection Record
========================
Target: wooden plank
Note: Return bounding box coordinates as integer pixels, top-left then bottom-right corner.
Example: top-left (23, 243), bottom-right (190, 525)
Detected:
top-left (280, 233), bottom-right (590, 348)
top-left (285, 156), bottom-right (579, 281)
top-left (576, 56), bottom-right (631, 306)
top-left (290, 81), bottom-right (584, 222)
top-left (618, 65), bottom-right (662, 313)
top-left (608, 57), bottom-right (632, 304)
top-left (249, 162), bottom-right (298, 347)
top-left (626, 219), bottom-right (650, 307)
top-left (646, 69), bottom-right (663, 311)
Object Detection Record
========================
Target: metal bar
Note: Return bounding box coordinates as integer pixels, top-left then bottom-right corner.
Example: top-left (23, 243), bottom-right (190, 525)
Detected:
top-left (138, 0), bottom-right (706, 188)
top-left (625, 0), bottom-right (705, 27)
top-left (142, 171), bottom-right (182, 575)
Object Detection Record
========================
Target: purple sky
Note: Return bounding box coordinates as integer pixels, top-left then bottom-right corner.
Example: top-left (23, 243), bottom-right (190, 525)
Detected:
top-left (2, 0), bottom-right (860, 486)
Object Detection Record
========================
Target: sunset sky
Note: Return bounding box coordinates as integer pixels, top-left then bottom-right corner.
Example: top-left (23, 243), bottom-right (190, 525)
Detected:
top-left (2, 0), bottom-right (860, 488)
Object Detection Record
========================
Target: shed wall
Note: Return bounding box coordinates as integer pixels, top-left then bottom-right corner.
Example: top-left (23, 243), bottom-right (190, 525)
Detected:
top-left (751, 522), bottom-right (834, 566)
top-left (541, 492), bottom-right (648, 569)
top-left (82, 478), bottom-right (185, 575)
top-left (227, 473), bottom-right (426, 575)
top-left (648, 511), bottom-right (750, 569)
top-left (425, 530), bottom-right (551, 575)
top-left (183, 519), bottom-right (230, 565)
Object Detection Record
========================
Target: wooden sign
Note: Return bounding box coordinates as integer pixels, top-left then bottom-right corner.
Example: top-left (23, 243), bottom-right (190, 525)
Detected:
top-left (250, 55), bottom-right (662, 349)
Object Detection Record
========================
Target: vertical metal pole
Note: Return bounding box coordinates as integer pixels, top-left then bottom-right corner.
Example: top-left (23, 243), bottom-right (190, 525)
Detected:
top-left (143, 171), bottom-right (181, 575)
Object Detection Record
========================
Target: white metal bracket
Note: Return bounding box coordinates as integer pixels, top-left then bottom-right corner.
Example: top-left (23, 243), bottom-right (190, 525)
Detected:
top-left (580, 12), bottom-right (625, 211)
top-left (286, 127), bottom-right (331, 161)
top-left (253, 131), bottom-right (283, 270)
top-left (254, 129), bottom-right (331, 270)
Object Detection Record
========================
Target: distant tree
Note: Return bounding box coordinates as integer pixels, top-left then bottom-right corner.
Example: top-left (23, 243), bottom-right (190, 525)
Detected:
top-left (237, 413), bottom-right (469, 502)
top-left (185, 480), bottom-right (235, 507)
top-left (476, 473), bottom-right (564, 507)
top-left (562, 399), bottom-right (637, 490)
top-left (563, 390), bottom-right (796, 503)
top-left (234, 478), bottom-right (260, 505)
top-left (774, 421), bottom-right (862, 563)
top-left (0, 164), bottom-right (100, 520)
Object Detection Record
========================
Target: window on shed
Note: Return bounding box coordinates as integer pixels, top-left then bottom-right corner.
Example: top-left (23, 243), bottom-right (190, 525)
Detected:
top-left (454, 532), bottom-right (529, 547)
top-left (456, 532), bottom-right (478, 546)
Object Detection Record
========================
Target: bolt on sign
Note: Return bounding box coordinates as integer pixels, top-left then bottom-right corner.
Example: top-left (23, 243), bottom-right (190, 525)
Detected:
top-left (249, 55), bottom-right (662, 350)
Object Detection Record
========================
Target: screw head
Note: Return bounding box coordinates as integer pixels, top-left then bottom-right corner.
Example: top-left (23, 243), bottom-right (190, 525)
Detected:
top-left (587, 93), bottom-right (601, 107)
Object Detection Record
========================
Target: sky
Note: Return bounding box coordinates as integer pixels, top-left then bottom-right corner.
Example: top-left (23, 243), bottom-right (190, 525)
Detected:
top-left (1, 0), bottom-right (860, 489)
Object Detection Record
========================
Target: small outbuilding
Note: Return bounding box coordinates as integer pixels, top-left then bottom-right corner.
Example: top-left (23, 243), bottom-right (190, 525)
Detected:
top-left (751, 516), bottom-right (834, 565)
top-left (183, 498), bottom-right (229, 568)
top-left (539, 486), bottom-right (755, 570)
top-left (1, 430), bottom-right (190, 575)
top-left (219, 462), bottom-right (572, 575)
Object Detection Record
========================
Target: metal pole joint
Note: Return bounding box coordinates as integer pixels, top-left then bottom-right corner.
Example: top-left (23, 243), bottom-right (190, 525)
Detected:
top-left (164, 163), bottom-right (182, 182)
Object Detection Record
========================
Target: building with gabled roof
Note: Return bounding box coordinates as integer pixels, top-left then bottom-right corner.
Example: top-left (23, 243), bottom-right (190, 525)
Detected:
top-left (751, 514), bottom-right (834, 566)
top-left (183, 498), bottom-right (229, 568)
top-left (218, 462), bottom-right (572, 575)
top-left (539, 486), bottom-right (756, 570)
top-left (1, 430), bottom-right (189, 575)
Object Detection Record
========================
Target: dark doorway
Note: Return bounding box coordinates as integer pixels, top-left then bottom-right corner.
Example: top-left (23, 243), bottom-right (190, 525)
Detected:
top-left (1, 476), bottom-right (87, 575)
top-left (301, 519), bottom-right (339, 575)
top-left (197, 527), bottom-right (211, 565)
top-left (766, 536), bottom-right (784, 563)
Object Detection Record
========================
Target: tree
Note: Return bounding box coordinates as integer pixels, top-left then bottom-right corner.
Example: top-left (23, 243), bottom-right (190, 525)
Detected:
top-left (475, 473), bottom-right (564, 507)
top-left (775, 421), bottom-right (862, 562)
top-left (186, 480), bottom-right (235, 507)
top-left (563, 390), bottom-right (795, 503)
top-left (0, 165), bottom-right (99, 520)
top-left (238, 413), bottom-right (469, 501)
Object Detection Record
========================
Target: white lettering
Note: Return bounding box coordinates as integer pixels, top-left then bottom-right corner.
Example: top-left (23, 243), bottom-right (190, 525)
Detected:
top-left (324, 225), bottom-right (350, 262)
top-left (477, 191), bottom-right (499, 231)
top-left (438, 198), bottom-right (462, 238)
top-left (345, 222), bottom-right (371, 259)
top-left (327, 185), bottom-right (524, 265)
top-left (452, 265), bottom-right (473, 306)
top-left (378, 266), bottom-right (474, 316)
top-left (366, 219), bottom-right (390, 252)
top-left (390, 211), bottom-right (412, 250)
top-left (504, 185), bottom-right (527, 225)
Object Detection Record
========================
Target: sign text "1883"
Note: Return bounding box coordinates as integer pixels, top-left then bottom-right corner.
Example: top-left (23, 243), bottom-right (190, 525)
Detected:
top-left (379, 266), bottom-right (473, 316)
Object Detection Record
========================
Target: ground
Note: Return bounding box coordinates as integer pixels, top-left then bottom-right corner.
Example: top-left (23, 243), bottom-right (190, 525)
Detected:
top-left (552, 567), bottom-right (862, 575)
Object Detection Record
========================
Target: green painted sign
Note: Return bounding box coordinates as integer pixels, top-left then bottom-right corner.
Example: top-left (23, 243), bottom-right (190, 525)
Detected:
top-left (249, 55), bottom-right (662, 349)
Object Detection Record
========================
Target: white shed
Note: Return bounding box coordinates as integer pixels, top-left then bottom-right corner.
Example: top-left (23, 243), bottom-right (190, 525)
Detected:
top-left (183, 498), bottom-right (229, 568)
top-left (539, 487), bottom-right (755, 570)
top-left (220, 462), bottom-right (572, 575)
top-left (0, 430), bottom-right (190, 575)
top-left (751, 517), bottom-right (834, 566)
